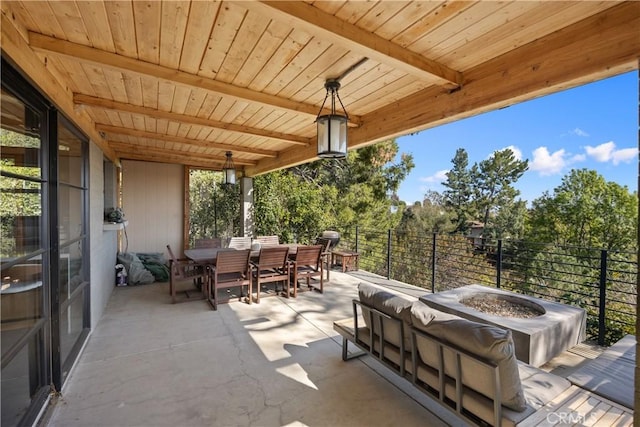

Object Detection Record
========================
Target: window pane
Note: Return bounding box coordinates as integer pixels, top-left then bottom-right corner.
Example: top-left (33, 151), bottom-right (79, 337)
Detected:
top-left (1, 88), bottom-right (43, 260)
top-left (1, 257), bottom-right (44, 343)
top-left (0, 176), bottom-right (42, 258)
top-left (58, 185), bottom-right (82, 243)
top-left (60, 288), bottom-right (84, 365)
top-left (0, 88), bottom-right (42, 173)
top-left (59, 241), bottom-right (85, 301)
top-left (1, 334), bottom-right (45, 427)
top-left (58, 122), bottom-right (83, 187)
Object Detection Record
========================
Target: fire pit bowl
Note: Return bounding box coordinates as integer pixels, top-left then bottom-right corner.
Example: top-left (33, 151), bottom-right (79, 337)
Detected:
top-left (460, 292), bottom-right (546, 318)
top-left (321, 230), bottom-right (340, 250)
top-left (420, 285), bottom-right (586, 367)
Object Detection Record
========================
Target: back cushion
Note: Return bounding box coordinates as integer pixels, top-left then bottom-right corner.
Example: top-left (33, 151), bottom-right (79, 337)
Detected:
top-left (411, 303), bottom-right (526, 412)
top-left (357, 282), bottom-right (414, 350)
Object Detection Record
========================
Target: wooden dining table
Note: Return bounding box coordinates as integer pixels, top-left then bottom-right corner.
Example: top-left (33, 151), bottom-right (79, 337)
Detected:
top-left (184, 244), bottom-right (300, 264)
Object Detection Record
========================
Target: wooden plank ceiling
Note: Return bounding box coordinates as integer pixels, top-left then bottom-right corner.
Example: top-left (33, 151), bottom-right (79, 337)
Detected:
top-left (1, 1), bottom-right (638, 176)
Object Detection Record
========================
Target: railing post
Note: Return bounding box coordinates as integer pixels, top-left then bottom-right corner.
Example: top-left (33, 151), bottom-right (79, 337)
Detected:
top-left (598, 249), bottom-right (608, 346)
top-left (431, 233), bottom-right (437, 293)
top-left (355, 225), bottom-right (359, 253)
top-left (387, 229), bottom-right (392, 280)
top-left (496, 239), bottom-right (503, 289)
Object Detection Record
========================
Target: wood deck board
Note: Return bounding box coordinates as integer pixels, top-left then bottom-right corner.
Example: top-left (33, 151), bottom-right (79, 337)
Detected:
top-left (518, 386), bottom-right (633, 427)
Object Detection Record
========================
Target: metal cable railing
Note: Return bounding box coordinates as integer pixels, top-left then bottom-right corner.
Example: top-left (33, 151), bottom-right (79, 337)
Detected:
top-left (334, 226), bottom-right (637, 346)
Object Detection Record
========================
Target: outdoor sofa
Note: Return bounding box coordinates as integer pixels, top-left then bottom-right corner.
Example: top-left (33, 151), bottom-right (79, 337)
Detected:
top-left (333, 282), bottom-right (573, 426)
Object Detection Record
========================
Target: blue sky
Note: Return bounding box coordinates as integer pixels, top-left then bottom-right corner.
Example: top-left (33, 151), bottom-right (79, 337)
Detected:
top-left (394, 71), bottom-right (638, 205)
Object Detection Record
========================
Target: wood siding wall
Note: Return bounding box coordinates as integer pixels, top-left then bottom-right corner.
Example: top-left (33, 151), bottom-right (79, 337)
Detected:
top-left (121, 160), bottom-right (184, 258)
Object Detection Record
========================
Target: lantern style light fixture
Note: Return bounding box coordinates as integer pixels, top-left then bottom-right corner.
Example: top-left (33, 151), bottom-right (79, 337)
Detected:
top-left (222, 151), bottom-right (236, 185)
top-left (316, 78), bottom-right (348, 158)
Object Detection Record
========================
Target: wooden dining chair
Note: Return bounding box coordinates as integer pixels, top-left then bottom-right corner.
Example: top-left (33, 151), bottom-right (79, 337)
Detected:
top-left (209, 248), bottom-right (251, 310)
top-left (255, 235), bottom-right (280, 246)
top-left (166, 244), bottom-right (205, 304)
top-left (287, 244), bottom-right (324, 298)
top-left (315, 237), bottom-right (332, 280)
top-left (227, 236), bottom-right (251, 250)
top-left (251, 246), bottom-right (290, 303)
top-left (194, 238), bottom-right (222, 248)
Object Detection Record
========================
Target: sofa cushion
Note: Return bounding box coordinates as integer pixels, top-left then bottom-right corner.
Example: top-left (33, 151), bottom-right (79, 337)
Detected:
top-left (410, 301), bottom-right (460, 325)
top-left (518, 361), bottom-right (571, 409)
top-left (357, 282), bottom-right (414, 350)
top-left (411, 303), bottom-right (527, 412)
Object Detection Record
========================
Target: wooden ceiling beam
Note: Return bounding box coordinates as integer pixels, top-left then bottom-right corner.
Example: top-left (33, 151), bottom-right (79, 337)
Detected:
top-left (245, 2), bottom-right (640, 176)
top-left (348, 1), bottom-right (640, 148)
top-left (0, 12), bottom-right (117, 162)
top-left (74, 94), bottom-right (310, 146)
top-left (109, 141), bottom-right (255, 167)
top-left (96, 123), bottom-right (277, 158)
top-left (114, 150), bottom-right (226, 170)
top-left (29, 32), bottom-right (361, 124)
top-left (247, 1), bottom-right (462, 87)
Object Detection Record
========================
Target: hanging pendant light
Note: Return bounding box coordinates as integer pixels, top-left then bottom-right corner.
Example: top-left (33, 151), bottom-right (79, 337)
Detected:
top-left (222, 151), bottom-right (236, 185)
top-left (316, 79), bottom-right (348, 158)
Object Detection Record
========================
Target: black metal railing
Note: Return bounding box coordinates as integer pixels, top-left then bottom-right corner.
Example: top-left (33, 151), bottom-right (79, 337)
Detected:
top-left (336, 226), bottom-right (637, 346)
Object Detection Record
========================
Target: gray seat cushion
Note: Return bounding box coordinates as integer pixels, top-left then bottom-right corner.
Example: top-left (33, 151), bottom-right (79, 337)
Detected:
top-left (357, 282), bottom-right (415, 350)
top-left (411, 302), bottom-right (527, 412)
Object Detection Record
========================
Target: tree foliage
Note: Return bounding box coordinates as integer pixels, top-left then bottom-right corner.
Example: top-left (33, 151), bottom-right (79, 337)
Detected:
top-left (188, 170), bottom-right (240, 245)
top-left (252, 139), bottom-right (413, 243)
top-left (441, 148), bottom-right (528, 237)
top-left (442, 148), bottom-right (475, 232)
top-left (472, 148), bottom-right (528, 234)
top-left (1, 129), bottom-right (42, 257)
top-left (526, 169), bottom-right (637, 251)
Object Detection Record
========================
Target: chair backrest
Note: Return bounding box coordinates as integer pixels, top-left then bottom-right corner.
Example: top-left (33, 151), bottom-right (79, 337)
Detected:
top-left (256, 246), bottom-right (289, 270)
top-left (227, 236), bottom-right (251, 250)
top-left (315, 237), bottom-right (332, 253)
top-left (166, 244), bottom-right (188, 279)
top-left (166, 244), bottom-right (177, 263)
top-left (255, 235), bottom-right (280, 246)
top-left (215, 249), bottom-right (251, 275)
top-left (293, 245), bottom-right (323, 268)
top-left (195, 238), bottom-right (222, 248)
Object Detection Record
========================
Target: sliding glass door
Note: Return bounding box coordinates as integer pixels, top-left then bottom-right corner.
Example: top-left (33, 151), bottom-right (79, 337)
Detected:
top-left (1, 58), bottom-right (90, 427)
top-left (56, 116), bottom-right (90, 382)
top-left (1, 69), bottom-right (50, 427)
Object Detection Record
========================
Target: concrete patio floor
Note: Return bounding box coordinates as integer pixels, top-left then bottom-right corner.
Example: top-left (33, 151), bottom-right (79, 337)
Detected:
top-left (43, 271), bottom-right (464, 427)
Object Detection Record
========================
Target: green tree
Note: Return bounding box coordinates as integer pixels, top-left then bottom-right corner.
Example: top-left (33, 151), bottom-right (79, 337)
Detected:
top-left (396, 192), bottom-right (455, 237)
top-left (253, 139), bottom-right (414, 246)
top-left (1, 129), bottom-right (42, 257)
top-left (252, 170), bottom-right (335, 244)
top-left (518, 169), bottom-right (637, 344)
top-left (527, 168), bottom-right (637, 251)
top-left (483, 187), bottom-right (527, 240)
top-left (442, 148), bottom-right (474, 232)
top-left (472, 148), bottom-right (528, 234)
top-left (188, 170), bottom-right (240, 244)
top-left (442, 148), bottom-right (528, 236)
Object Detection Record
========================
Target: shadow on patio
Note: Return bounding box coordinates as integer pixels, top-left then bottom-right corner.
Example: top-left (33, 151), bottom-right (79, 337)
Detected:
top-left (42, 271), bottom-right (459, 427)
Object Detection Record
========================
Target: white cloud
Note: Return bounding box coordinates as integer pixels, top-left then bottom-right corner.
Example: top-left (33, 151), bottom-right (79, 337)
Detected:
top-left (570, 128), bottom-right (589, 137)
top-left (420, 169), bottom-right (449, 183)
top-left (585, 141), bottom-right (616, 162)
top-left (529, 147), bottom-right (567, 176)
top-left (569, 153), bottom-right (586, 163)
top-left (502, 145), bottom-right (523, 160)
top-left (488, 146), bottom-right (523, 161)
top-left (585, 141), bottom-right (637, 165)
top-left (612, 148), bottom-right (637, 165)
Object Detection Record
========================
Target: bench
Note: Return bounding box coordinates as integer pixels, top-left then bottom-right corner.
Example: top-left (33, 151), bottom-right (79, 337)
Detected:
top-left (334, 283), bottom-right (575, 427)
top-left (331, 250), bottom-right (359, 272)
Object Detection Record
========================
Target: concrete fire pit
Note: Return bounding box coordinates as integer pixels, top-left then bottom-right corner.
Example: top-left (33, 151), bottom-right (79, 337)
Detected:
top-left (419, 284), bottom-right (586, 367)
